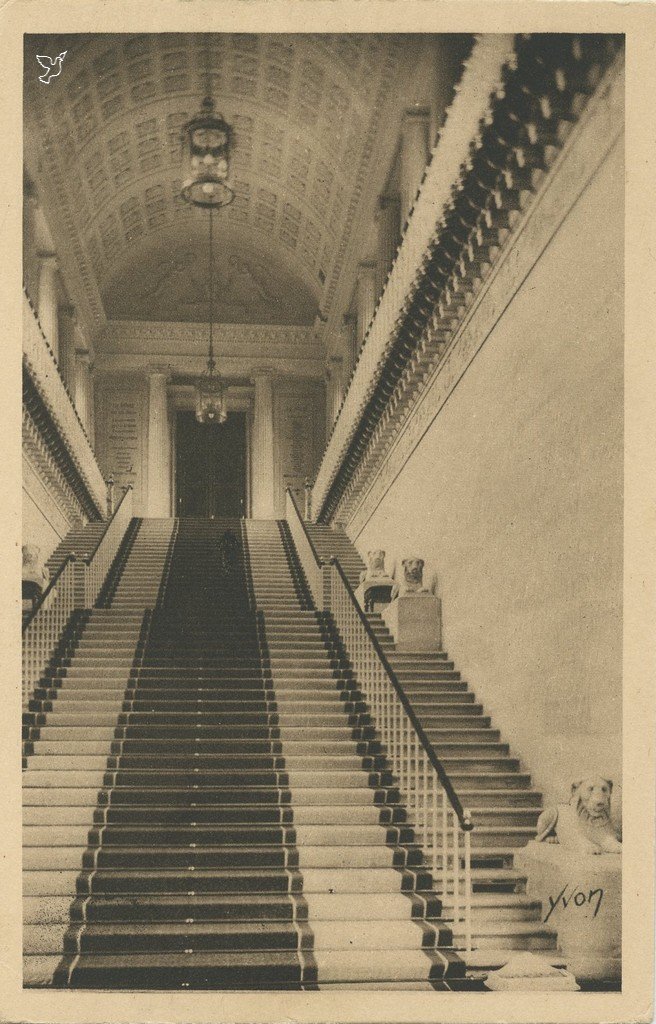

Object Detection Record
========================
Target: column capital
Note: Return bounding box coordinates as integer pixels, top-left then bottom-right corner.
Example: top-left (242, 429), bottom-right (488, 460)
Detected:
top-left (250, 364), bottom-right (276, 383)
top-left (146, 363), bottom-right (171, 381)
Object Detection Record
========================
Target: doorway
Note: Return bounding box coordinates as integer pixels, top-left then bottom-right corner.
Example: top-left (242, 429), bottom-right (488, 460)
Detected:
top-left (175, 410), bottom-right (247, 518)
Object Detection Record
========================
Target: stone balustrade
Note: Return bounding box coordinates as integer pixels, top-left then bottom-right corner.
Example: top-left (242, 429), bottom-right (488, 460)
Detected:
top-left (23, 289), bottom-right (106, 517)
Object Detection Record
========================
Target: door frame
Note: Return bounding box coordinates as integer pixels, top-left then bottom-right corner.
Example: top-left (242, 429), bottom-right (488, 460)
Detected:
top-left (170, 384), bottom-right (252, 517)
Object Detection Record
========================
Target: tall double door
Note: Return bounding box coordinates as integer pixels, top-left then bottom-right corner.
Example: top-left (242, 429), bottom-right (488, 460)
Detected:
top-left (175, 410), bottom-right (247, 518)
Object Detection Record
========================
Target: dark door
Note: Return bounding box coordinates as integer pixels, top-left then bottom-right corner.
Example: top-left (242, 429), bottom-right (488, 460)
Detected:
top-left (176, 411), bottom-right (247, 518)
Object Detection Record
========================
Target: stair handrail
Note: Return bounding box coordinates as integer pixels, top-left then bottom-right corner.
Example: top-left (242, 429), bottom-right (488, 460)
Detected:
top-left (287, 482), bottom-right (473, 822)
top-left (83, 486), bottom-right (134, 607)
top-left (22, 553), bottom-right (77, 708)
top-left (285, 487), bottom-right (473, 949)
top-left (327, 555), bottom-right (473, 953)
top-left (329, 556), bottom-right (472, 833)
top-left (285, 487), bottom-right (325, 609)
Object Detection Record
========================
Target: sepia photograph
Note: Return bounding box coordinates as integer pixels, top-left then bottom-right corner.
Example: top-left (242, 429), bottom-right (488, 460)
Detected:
top-left (5, 3), bottom-right (654, 1021)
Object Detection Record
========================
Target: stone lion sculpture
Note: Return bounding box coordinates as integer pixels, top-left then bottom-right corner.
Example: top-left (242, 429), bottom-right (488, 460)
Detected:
top-left (535, 776), bottom-right (621, 854)
top-left (392, 557), bottom-right (431, 598)
top-left (359, 550), bottom-right (389, 584)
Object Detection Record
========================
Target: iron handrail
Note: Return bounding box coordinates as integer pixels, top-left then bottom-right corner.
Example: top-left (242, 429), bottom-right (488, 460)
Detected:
top-left (328, 556), bottom-right (472, 833)
top-left (83, 485), bottom-right (133, 565)
top-left (285, 484), bottom-right (471, 832)
top-left (22, 552), bottom-right (76, 635)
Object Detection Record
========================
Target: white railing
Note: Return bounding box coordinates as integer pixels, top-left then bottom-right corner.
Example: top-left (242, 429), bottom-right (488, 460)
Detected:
top-left (285, 487), bottom-right (325, 610)
top-left (285, 491), bottom-right (474, 948)
top-left (312, 34), bottom-right (514, 520)
top-left (328, 558), bottom-right (473, 952)
top-left (23, 289), bottom-right (106, 516)
top-left (22, 493), bottom-right (134, 708)
top-left (22, 555), bottom-right (77, 708)
top-left (83, 486), bottom-right (133, 606)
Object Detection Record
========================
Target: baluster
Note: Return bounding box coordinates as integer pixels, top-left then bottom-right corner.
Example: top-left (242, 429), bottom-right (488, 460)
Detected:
top-left (396, 700), bottom-right (402, 783)
top-left (414, 732), bottom-right (420, 839)
top-left (464, 811), bottom-right (472, 955)
top-left (406, 717), bottom-right (412, 815)
top-left (441, 787), bottom-right (448, 897)
top-left (431, 770), bottom-right (438, 878)
top-left (452, 809), bottom-right (460, 939)
top-left (422, 746), bottom-right (429, 848)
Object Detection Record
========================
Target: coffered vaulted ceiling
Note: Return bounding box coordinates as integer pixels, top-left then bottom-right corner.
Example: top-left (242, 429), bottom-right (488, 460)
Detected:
top-left (24, 33), bottom-right (421, 329)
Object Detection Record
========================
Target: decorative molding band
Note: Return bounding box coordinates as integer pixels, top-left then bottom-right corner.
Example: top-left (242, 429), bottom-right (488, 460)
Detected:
top-left (99, 319), bottom-right (316, 352)
top-left (313, 34), bottom-right (624, 525)
top-left (343, 55), bottom-right (624, 537)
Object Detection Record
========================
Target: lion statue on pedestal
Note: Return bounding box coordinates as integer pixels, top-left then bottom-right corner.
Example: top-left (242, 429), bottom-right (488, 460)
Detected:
top-left (535, 776), bottom-right (621, 854)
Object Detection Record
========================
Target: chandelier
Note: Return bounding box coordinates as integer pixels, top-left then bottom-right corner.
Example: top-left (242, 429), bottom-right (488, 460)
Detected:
top-left (180, 40), bottom-right (234, 423)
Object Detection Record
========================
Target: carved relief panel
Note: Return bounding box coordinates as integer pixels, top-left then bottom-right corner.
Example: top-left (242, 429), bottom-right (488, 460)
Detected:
top-left (95, 375), bottom-right (148, 515)
top-left (274, 379), bottom-right (326, 517)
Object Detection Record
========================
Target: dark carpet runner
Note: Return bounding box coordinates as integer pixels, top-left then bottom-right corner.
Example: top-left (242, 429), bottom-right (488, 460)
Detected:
top-left (57, 519), bottom-right (308, 989)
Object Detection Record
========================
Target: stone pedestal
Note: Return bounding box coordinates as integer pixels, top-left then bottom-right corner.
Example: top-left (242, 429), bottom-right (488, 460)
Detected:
top-left (515, 842), bottom-right (621, 984)
top-left (382, 594), bottom-right (442, 652)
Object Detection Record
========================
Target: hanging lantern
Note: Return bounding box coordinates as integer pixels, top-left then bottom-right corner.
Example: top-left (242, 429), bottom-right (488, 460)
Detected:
top-left (180, 68), bottom-right (234, 423)
top-left (195, 360), bottom-right (228, 424)
top-left (181, 97), bottom-right (234, 209)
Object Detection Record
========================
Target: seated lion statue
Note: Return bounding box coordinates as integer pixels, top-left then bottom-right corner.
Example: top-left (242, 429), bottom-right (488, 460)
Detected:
top-left (535, 776), bottom-right (621, 855)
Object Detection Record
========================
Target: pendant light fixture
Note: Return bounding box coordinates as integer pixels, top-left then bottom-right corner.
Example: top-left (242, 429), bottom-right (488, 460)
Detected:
top-left (180, 34), bottom-right (234, 424)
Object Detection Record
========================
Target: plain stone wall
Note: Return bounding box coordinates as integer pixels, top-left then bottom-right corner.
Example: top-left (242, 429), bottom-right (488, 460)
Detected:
top-left (351, 139), bottom-right (624, 809)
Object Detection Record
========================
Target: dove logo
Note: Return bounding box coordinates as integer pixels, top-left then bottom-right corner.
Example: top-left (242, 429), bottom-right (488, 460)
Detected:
top-left (36, 51), bottom-right (67, 85)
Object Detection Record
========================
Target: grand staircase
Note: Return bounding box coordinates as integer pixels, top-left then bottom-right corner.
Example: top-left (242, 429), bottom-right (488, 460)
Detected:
top-left (23, 517), bottom-right (485, 990)
top-left (306, 523), bottom-right (556, 970)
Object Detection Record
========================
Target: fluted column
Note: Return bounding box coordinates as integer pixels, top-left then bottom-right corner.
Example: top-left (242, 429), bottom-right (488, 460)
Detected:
top-left (74, 349), bottom-right (93, 436)
top-left (376, 194), bottom-right (401, 296)
top-left (146, 366), bottom-right (171, 517)
top-left (326, 355), bottom-right (344, 430)
top-left (37, 252), bottom-right (60, 361)
top-left (58, 305), bottom-right (78, 393)
top-left (341, 313), bottom-right (358, 383)
top-left (355, 261), bottom-right (377, 352)
top-left (251, 368), bottom-right (276, 519)
top-left (400, 109), bottom-right (430, 224)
